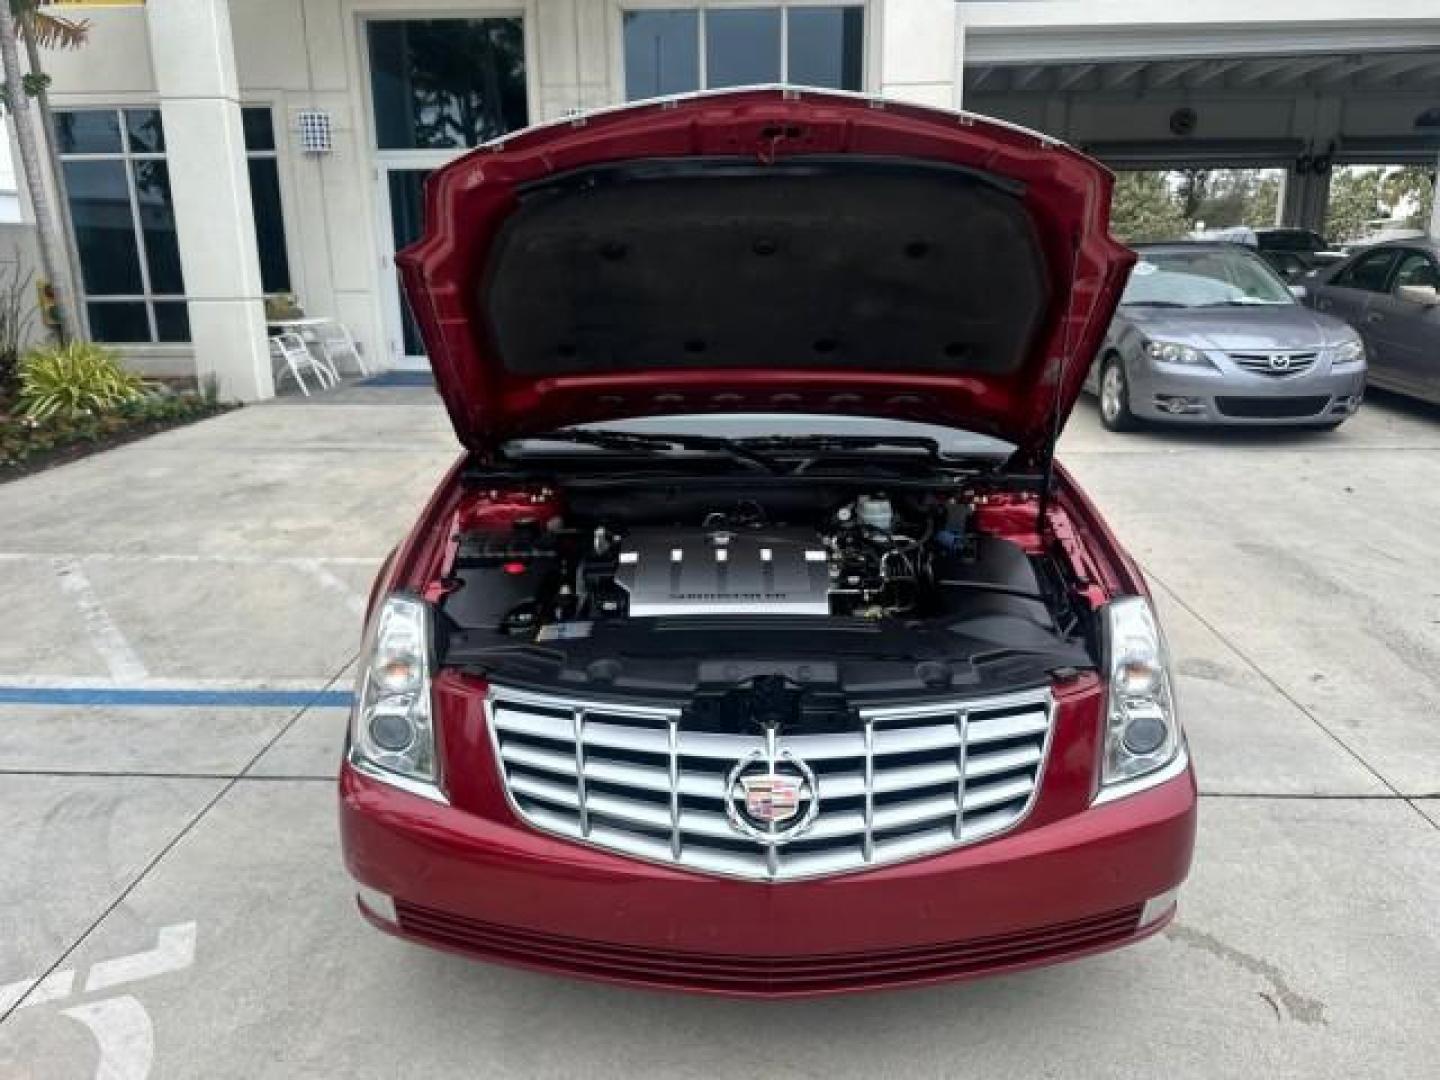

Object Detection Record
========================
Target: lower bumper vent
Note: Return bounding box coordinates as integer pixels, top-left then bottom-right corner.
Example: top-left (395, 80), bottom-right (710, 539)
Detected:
top-left (1215, 395), bottom-right (1329, 419)
top-left (394, 901), bottom-right (1144, 994)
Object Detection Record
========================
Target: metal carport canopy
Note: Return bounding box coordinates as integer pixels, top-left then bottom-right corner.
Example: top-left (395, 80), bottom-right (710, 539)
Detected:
top-left (956, 5), bottom-right (1440, 228)
top-left (956, 3), bottom-right (1440, 230)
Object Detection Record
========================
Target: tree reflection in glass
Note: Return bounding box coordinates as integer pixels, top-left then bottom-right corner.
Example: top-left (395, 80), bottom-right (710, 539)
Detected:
top-left (369, 19), bottom-right (528, 151)
top-left (131, 159), bottom-right (184, 295)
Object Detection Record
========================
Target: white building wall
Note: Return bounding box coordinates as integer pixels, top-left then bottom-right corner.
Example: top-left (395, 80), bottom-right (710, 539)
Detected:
top-left (876, 0), bottom-right (957, 108)
top-left (0, 126), bottom-right (20, 224)
top-left (41, 8), bottom-right (157, 95)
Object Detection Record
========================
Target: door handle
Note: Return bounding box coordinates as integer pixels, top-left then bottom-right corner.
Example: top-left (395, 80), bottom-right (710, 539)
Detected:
top-left (1364, 311), bottom-right (1383, 324)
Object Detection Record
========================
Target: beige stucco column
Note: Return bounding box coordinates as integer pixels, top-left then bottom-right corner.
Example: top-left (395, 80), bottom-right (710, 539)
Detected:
top-left (146, 0), bottom-right (272, 400)
top-left (879, 0), bottom-right (960, 109)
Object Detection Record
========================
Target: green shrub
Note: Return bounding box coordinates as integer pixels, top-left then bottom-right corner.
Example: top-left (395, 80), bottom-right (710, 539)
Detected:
top-left (1, 391), bottom-right (234, 472)
top-left (17, 341), bottom-right (148, 420)
top-left (0, 255), bottom-right (36, 396)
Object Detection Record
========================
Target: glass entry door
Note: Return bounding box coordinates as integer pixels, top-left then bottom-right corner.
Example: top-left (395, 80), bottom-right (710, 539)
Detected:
top-left (378, 166), bottom-right (437, 369)
top-left (365, 16), bottom-right (528, 370)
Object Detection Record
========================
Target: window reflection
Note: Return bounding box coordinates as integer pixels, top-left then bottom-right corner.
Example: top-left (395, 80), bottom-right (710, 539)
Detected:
top-left (623, 5), bottom-right (864, 101)
top-left (387, 169), bottom-right (433, 356)
top-left (57, 109), bottom-right (122, 155)
top-left (241, 107), bottom-right (276, 153)
top-left (788, 7), bottom-right (864, 90)
top-left (86, 301), bottom-right (150, 343)
top-left (706, 8), bottom-right (781, 88)
top-left (63, 160), bottom-right (144, 296)
top-left (124, 108), bottom-right (165, 154)
top-left (623, 11), bottom-right (699, 101)
top-left (57, 107), bottom-right (188, 343)
top-left (133, 160), bottom-right (183, 295)
top-left (247, 158), bottom-right (290, 293)
top-left (241, 107), bottom-right (292, 295)
top-left (368, 19), bottom-right (528, 150)
top-left (153, 301), bottom-right (191, 343)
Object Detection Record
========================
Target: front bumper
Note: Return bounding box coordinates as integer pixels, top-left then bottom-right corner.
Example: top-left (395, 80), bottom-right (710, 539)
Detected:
top-left (1127, 357), bottom-right (1365, 425)
top-left (340, 754), bottom-right (1196, 996)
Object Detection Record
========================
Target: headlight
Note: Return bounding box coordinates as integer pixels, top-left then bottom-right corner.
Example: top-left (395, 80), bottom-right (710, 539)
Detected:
top-left (1097, 596), bottom-right (1183, 799)
top-left (349, 594), bottom-right (441, 799)
top-left (1144, 340), bottom-right (1211, 367)
top-left (1331, 339), bottom-right (1364, 366)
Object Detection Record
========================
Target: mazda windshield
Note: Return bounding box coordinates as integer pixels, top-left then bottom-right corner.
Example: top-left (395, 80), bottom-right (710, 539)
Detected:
top-left (1123, 247), bottom-right (1295, 308)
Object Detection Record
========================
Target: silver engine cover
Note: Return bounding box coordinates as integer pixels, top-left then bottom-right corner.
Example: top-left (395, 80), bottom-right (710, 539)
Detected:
top-left (614, 527), bottom-right (831, 616)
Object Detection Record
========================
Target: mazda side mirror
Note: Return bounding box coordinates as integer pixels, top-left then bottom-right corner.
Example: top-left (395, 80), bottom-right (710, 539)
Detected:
top-left (1396, 284), bottom-right (1440, 307)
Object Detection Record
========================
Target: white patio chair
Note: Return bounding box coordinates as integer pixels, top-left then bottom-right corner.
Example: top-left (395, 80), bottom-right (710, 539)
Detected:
top-left (317, 322), bottom-right (369, 377)
top-left (269, 332), bottom-right (331, 395)
top-left (307, 340), bottom-right (343, 388)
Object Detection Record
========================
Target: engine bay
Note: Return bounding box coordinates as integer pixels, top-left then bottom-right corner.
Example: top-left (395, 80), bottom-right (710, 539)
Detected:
top-left (433, 481), bottom-right (1099, 699)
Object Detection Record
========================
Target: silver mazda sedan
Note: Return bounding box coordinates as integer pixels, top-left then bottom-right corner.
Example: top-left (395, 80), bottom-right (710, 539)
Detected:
top-left (1089, 242), bottom-right (1366, 431)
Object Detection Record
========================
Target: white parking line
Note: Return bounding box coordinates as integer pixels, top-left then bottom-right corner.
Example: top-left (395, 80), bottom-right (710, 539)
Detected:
top-left (85, 925), bottom-right (196, 994)
top-left (63, 997), bottom-right (154, 1080)
top-left (1, 922), bottom-right (197, 1079)
top-left (301, 559), bottom-right (369, 617)
top-left (0, 969), bottom-right (73, 1013)
top-left (53, 558), bottom-right (148, 684)
top-left (1, 922), bottom-right (196, 1016)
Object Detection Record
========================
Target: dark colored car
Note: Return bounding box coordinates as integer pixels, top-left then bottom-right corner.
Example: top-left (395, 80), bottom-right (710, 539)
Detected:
top-left (1261, 248), bottom-right (1315, 281)
top-left (1199, 227), bottom-right (1344, 279)
top-left (1252, 228), bottom-right (1342, 280)
top-left (1090, 243), bottom-right (1365, 430)
top-left (1255, 227), bottom-right (1335, 260)
top-left (339, 89), bottom-right (1196, 997)
top-left (1307, 239), bottom-right (1440, 405)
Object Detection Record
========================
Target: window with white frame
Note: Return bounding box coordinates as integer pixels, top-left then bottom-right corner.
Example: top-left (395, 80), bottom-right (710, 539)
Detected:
top-left (623, 4), bottom-right (864, 102)
top-left (55, 107), bottom-right (189, 343)
top-left (241, 106), bottom-right (293, 295)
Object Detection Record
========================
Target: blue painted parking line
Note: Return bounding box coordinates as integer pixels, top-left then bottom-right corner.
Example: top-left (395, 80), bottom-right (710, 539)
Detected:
top-left (0, 687), bottom-right (354, 708)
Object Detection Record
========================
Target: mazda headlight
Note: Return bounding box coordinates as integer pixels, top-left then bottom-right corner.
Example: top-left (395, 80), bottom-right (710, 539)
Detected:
top-left (1097, 596), bottom-right (1183, 800)
top-left (1144, 340), bottom-right (1211, 367)
top-left (348, 594), bottom-right (442, 799)
top-left (1331, 339), bottom-right (1364, 366)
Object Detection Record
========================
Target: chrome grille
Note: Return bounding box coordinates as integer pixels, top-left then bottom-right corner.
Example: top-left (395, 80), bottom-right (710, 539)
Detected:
top-left (486, 684), bottom-right (1054, 881)
top-left (1229, 351), bottom-right (1318, 378)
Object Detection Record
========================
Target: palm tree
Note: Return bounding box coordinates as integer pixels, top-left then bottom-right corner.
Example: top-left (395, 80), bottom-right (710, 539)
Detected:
top-left (0, 0), bottom-right (88, 343)
top-left (19, 1), bottom-right (86, 339)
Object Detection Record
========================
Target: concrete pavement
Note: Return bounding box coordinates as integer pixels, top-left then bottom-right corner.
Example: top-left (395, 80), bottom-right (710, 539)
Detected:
top-left (1, 385), bottom-right (1437, 1078)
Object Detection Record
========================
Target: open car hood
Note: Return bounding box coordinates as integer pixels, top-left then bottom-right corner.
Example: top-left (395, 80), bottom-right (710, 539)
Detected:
top-left (398, 88), bottom-right (1134, 467)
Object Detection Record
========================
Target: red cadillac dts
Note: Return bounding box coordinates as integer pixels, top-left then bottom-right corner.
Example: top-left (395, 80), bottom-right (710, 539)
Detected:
top-left (339, 88), bottom-right (1196, 997)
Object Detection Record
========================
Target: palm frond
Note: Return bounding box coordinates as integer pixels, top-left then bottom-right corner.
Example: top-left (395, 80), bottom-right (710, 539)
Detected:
top-left (15, 6), bottom-right (90, 52)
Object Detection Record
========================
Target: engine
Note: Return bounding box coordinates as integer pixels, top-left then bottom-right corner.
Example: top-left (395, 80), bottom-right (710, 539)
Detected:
top-left (612, 527), bottom-right (833, 616)
top-left (571, 494), bottom-right (929, 621)
top-left (439, 489), bottom-right (1045, 638)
